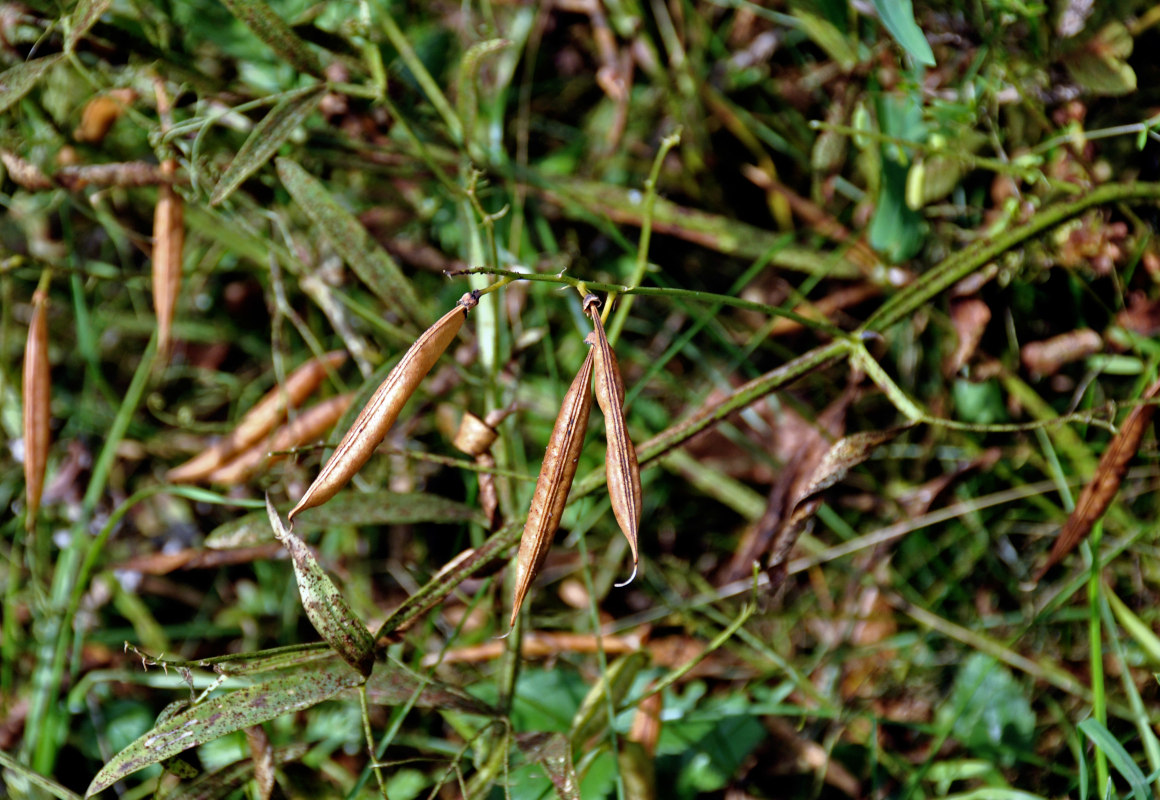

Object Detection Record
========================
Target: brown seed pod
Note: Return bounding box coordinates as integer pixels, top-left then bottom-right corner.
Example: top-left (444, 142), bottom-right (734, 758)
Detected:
top-left (452, 411), bottom-right (498, 457)
top-left (207, 393), bottom-right (354, 484)
top-left (288, 292), bottom-right (480, 522)
top-left (153, 158), bottom-right (184, 360)
top-left (585, 294), bottom-right (642, 584)
top-left (23, 287), bottom-right (50, 532)
top-left (510, 348), bottom-right (595, 630)
top-left (168, 350), bottom-right (348, 483)
top-left (73, 88), bottom-right (137, 143)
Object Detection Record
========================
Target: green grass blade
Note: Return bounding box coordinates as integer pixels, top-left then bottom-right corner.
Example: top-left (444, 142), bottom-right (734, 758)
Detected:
top-left (1078, 718), bottom-right (1149, 800)
top-left (65, 0), bottom-right (111, 53)
top-left (0, 750), bottom-right (83, 800)
top-left (871, 0), bottom-right (935, 66)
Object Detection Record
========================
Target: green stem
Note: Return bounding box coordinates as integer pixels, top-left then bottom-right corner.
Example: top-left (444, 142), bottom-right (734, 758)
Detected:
top-left (606, 130), bottom-right (681, 346)
top-left (1088, 527), bottom-right (1109, 798)
top-left (865, 182), bottom-right (1160, 332)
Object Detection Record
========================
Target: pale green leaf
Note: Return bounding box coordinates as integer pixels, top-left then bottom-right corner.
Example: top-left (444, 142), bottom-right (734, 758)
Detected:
top-left (205, 490), bottom-right (486, 549)
top-left (266, 495), bottom-right (376, 677)
top-left (210, 85), bottom-right (324, 206)
top-left (0, 55), bottom-right (65, 115)
top-left (276, 157), bottom-right (424, 326)
top-left (218, 0), bottom-right (324, 76)
top-left (66, 0), bottom-right (112, 52)
top-left (1078, 718), bottom-right (1149, 800)
top-left (872, 0), bottom-right (935, 66)
top-left (85, 664), bottom-right (362, 797)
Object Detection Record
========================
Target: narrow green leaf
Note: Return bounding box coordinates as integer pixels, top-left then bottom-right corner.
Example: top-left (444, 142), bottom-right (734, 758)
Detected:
top-left (0, 55), bottom-right (64, 115)
top-left (85, 664), bottom-right (362, 797)
top-left (206, 490), bottom-right (486, 549)
top-left (871, 0), bottom-right (935, 66)
top-left (210, 85), bottom-right (324, 207)
top-left (218, 0), bottom-right (324, 76)
top-left (0, 749), bottom-right (82, 800)
top-left (1078, 718), bottom-right (1149, 800)
top-left (364, 657), bottom-right (495, 715)
top-left (1106, 587), bottom-right (1160, 667)
top-left (266, 495), bottom-right (376, 677)
top-left (167, 744), bottom-right (309, 800)
top-left (276, 157), bottom-right (424, 326)
top-left (515, 732), bottom-right (580, 800)
top-left (569, 651), bottom-right (648, 749)
top-left (66, 0), bottom-right (112, 52)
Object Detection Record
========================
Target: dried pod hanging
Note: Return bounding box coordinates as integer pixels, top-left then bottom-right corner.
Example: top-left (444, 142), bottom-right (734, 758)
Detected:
top-left (23, 285), bottom-right (50, 532)
top-left (511, 349), bottom-right (595, 629)
top-left (452, 407), bottom-right (515, 532)
top-left (584, 294), bottom-right (642, 584)
top-left (288, 291), bottom-right (480, 522)
top-left (168, 350), bottom-right (348, 483)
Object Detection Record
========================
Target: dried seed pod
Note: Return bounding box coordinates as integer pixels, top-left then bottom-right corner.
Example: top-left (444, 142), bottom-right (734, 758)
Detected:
top-left (453, 411), bottom-right (498, 457)
top-left (207, 393), bottom-right (354, 484)
top-left (23, 287), bottom-right (50, 532)
top-left (288, 292), bottom-right (480, 522)
top-left (152, 158), bottom-right (183, 360)
top-left (584, 295), bottom-right (642, 584)
top-left (510, 349), bottom-right (595, 630)
top-left (168, 350), bottom-right (347, 483)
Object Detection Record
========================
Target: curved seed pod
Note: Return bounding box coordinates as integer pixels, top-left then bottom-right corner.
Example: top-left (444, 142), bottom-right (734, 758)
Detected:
top-left (585, 295), bottom-right (642, 584)
top-left (168, 350), bottom-right (347, 483)
top-left (288, 292), bottom-right (480, 522)
top-left (510, 349), bottom-right (595, 630)
top-left (207, 393), bottom-right (354, 484)
top-left (23, 287), bottom-right (50, 532)
top-left (153, 158), bottom-right (183, 360)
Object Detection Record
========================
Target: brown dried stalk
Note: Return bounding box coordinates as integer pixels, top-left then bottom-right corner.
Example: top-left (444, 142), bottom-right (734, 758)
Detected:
top-left (168, 350), bottom-right (348, 483)
top-left (23, 287), bottom-right (50, 532)
top-left (288, 292), bottom-right (480, 523)
top-left (153, 158), bottom-right (184, 360)
top-left (510, 349), bottom-right (595, 629)
top-left (206, 393), bottom-right (354, 484)
top-left (585, 294), bottom-right (641, 584)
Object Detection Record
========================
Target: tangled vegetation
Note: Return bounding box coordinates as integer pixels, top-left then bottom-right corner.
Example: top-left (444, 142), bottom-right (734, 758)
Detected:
top-left (3, 0), bottom-right (1160, 798)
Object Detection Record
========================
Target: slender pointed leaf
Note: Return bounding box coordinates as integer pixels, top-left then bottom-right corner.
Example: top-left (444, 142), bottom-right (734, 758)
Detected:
top-left (0, 55), bottom-right (64, 115)
top-left (276, 157), bottom-right (424, 326)
top-left (0, 749), bottom-right (82, 800)
top-left (871, 0), bottom-right (935, 66)
top-left (206, 490), bottom-right (486, 549)
top-left (218, 0), bottom-right (324, 76)
top-left (516, 733), bottom-right (580, 800)
top-left (167, 744), bottom-right (309, 800)
top-left (266, 495), bottom-right (376, 677)
top-left (570, 651), bottom-right (648, 749)
top-left (211, 85), bottom-right (324, 206)
top-left (85, 664), bottom-right (362, 797)
top-left (66, 0), bottom-right (112, 52)
top-left (1078, 718), bottom-right (1149, 800)
top-left (363, 658), bottom-right (495, 715)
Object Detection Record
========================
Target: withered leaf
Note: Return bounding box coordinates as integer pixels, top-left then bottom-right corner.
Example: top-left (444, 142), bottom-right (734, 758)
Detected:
top-left (1035, 378), bottom-right (1160, 579)
top-left (266, 495), bottom-right (376, 677)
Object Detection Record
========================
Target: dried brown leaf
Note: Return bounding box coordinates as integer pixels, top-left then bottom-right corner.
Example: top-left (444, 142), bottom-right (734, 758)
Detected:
top-left (206, 392), bottom-right (353, 484)
top-left (1021, 328), bottom-right (1102, 376)
top-left (23, 287), bottom-right (50, 531)
top-left (168, 350), bottom-right (347, 483)
top-left (585, 296), bottom-right (642, 579)
top-left (243, 725), bottom-right (274, 800)
top-left (153, 158), bottom-right (184, 360)
top-left (73, 88), bottom-right (136, 143)
top-left (1036, 378), bottom-right (1160, 579)
top-left (288, 293), bottom-right (478, 522)
top-left (945, 297), bottom-right (991, 375)
top-left (511, 350), bottom-right (594, 629)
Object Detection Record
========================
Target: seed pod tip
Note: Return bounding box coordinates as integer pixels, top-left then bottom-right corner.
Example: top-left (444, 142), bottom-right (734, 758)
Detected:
top-left (613, 561), bottom-right (638, 588)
